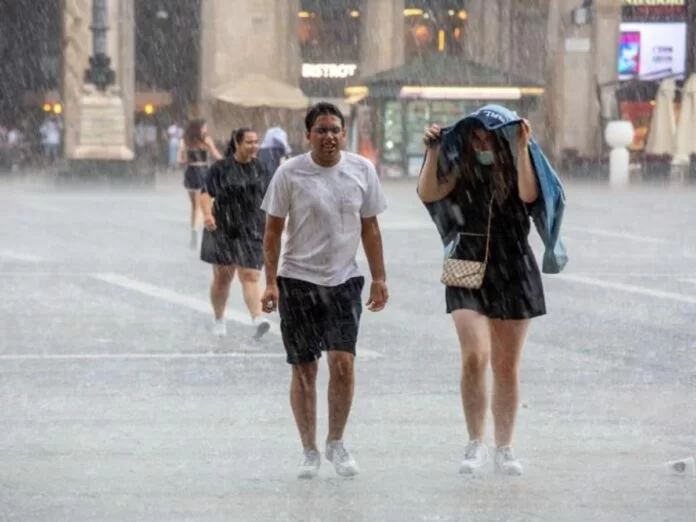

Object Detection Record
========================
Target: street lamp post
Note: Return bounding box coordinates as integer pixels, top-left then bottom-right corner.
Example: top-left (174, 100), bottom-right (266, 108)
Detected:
top-left (84, 0), bottom-right (115, 91)
top-left (63, 0), bottom-right (141, 184)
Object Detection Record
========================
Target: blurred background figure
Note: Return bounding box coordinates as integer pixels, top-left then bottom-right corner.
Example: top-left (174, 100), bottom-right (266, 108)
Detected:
top-left (258, 126), bottom-right (292, 175)
top-left (179, 118), bottom-right (223, 248)
top-left (166, 120), bottom-right (184, 172)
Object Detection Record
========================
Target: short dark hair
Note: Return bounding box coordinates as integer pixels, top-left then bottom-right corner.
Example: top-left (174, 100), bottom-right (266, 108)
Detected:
top-left (304, 102), bottom-right (345, 132)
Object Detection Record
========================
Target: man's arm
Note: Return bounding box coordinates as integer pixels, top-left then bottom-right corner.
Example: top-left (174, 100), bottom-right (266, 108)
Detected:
top-left (263, 215), bottom-right (285, 286)
top-left (361, 217), bottom-right (386, 282)
top-left (260, 168), bottom-right (290, 286)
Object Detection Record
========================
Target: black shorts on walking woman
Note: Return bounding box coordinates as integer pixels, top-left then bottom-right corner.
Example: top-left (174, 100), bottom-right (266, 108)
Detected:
top-left (183, 165), bottom-right (208, 191)
top-left (440, 166), bottom-right (546, 320)
top-left (199, 155), bottom-right (271, 269)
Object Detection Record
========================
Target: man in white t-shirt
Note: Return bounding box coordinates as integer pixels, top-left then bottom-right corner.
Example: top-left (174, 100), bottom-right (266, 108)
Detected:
top-left (261, 102), bottom-right (388, 479)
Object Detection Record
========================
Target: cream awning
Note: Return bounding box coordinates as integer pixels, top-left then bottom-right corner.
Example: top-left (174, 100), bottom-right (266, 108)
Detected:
top-left (674, 73), bottom-right (696, 164)
top-left (213, 74), bottom-right (309, 110)
top-left (644, 77), bottom-right (677, 156)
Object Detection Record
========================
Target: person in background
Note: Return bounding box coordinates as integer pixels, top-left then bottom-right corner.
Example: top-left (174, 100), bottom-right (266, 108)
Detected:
top-left (258, 126), bottom-right (291, 175)
top-left (178, 119), bottom-right (223, 248)
top-left (166, 121), bottom-right (183, 171)
top-left (39, 115), bottom-right (61, 167)
top-left (199, 127), bottom-right (272, 340)
top-left (260, 102), bottom-right (389, 479)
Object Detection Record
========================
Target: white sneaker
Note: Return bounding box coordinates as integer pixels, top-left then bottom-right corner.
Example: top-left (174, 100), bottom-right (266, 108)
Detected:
top-left (297, 448), bottom-right (321, 479)
top-left (459, 440), bottom-right (489, 474)
top-left (325, 440), bottom-right (359, 477)
top-left (494, 446), bottom-right (524, 476)
top-left (212, 319), bottom-right (227, 337)
top-left (252, 316), bottom-right (271, 340)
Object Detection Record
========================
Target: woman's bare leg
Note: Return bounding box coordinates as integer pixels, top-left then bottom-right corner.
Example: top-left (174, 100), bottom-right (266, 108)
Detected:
top-left (489, 318), bottom-right (529, 476)
top-left (489, 319), bottom-right (529, 447)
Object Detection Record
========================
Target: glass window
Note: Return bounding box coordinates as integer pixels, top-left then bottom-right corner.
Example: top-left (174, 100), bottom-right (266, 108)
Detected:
top-left (405, 101), bottom-right (431, 155)
top-left (403, 2), bottom-right (468, 61)
top-left (382, 102), bottom-right (404, 164)
top-left (299, 1), bottom-right (364, 62)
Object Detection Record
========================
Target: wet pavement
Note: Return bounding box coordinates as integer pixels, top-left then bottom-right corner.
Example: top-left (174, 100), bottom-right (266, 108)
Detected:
top-left (1, 173), bottom-right (695, 521)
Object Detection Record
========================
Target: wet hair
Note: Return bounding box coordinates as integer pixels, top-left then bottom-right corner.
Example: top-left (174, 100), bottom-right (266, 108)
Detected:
top-left (183, 119), bottom-right (206, 147)
top-left (457, 122), bottom-right (515, 202)
top-left (304, 102), bottom-right (345, 132)
top-left (225, 127), bottom-right (253, 157)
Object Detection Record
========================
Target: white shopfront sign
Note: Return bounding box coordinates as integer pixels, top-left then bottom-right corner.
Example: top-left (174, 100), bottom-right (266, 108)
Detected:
top-left (301, 63), bottom-right (358, 79)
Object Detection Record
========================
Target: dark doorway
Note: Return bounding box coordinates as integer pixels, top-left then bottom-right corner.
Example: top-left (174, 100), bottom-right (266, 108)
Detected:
top-left (0, 0), bottom-right (61, 121)
top-left (135, 0), bottom-right (201, 119)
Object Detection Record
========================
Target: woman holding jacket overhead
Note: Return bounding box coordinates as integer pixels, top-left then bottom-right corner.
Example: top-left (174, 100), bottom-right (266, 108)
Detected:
top-left (417, 111), bottom-right (546, 477)
top-left (199, 127), bottom-right (272, 341)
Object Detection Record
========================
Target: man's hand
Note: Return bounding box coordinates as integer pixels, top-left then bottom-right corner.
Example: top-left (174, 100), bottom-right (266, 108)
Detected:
top-left (261, 284), bottom-right (279, 313)
top-left (366, 280), bottom-right (388, 312)
top-left (203, 213), bottom-right (216, 231)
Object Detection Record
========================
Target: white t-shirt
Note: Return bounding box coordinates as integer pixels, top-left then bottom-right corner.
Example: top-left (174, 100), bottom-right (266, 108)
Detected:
top-left (40, 121), bottom-right (61, 145)
top-left (167, 124), bottom-right (182, 144)
top-left (261, 151), bottom-right (387, 287)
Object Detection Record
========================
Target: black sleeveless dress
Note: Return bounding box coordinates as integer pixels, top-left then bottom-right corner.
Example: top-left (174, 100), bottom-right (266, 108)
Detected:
top-left (442, 166), bottom-right (546, 319)
top-left (200, 157), bottom-right (271, 269)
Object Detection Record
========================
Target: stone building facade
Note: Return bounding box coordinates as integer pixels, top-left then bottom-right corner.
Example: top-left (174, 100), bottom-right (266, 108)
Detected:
top-left (56, 0), bottom-right (628, 162)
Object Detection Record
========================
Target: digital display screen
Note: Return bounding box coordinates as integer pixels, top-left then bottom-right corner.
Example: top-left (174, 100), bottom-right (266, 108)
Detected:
top-left (617, 22), bottom-right (686, 80)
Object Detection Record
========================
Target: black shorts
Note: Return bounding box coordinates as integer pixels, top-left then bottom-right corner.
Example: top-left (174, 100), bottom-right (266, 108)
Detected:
top-left (277, 276), bottom-right (365, 365)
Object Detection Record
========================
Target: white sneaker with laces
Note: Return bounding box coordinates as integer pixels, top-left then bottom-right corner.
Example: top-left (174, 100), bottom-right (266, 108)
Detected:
top-left (252, 316), bottom-right (271, 340)
top-left (459, 440), bottom-right (489, 474)
top-left (494, 445), bottom-right (524, 476)
top-left (325, 440), bottom-right (359, 477)
top-left (212, 319), bottom-right (227, 337)
top-left (297, 448), bottom-right (321, 479)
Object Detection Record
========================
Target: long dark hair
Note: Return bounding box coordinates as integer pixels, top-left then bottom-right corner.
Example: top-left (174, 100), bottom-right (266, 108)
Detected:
top-left (457, 124), bottom-right (515, 203)
top-left (225, 127), bottom-right (252, 157)
top-left (183, 119), bottom-right (206, 147)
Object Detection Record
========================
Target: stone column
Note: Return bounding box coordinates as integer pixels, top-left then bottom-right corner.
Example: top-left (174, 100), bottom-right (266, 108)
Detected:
top-left (61, 0), bottom-right (92, 159)
top-left (63, 0), bottom-right (135, 162)
top-left (480, 0), bottom-right (502, 68)
top-left (273, 0), bottom-right (301, 87)
top-left (360, 0), bottom-right (405, 77)
top-left (543, 0), bottom-right (565, 161)
top-left (687, 0), bottom-right (696, 76)
top-left (118, 0), bottom-right (135, 151)
top-left (198, 0), bottom-right (302, 137)
top-left (463, 0), bottom-right (485, 64)
top-left (588, 0), bottom-right (622, 156)
top-left (198, 0), bottom-right (216, 121)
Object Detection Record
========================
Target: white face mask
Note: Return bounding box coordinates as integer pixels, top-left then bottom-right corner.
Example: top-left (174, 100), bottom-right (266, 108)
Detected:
top-left (475, 150), bottom-right (494, 166)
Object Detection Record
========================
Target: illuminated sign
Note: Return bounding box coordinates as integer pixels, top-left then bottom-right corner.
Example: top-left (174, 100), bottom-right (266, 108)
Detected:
top-left (618, 22), bottom-right (687, 80)
top-left (621, 0), bottom-right (686, 22)
top-left (622, 0), bottom-right (683, 5)
top-left (301, 63), bottom-right (358, 79)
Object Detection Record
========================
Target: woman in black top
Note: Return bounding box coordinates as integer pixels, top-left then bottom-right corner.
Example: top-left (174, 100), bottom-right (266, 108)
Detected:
top-left (417, 118), bottom-right (544, 477)
top-left (199, 128), bottom-right (272, 340)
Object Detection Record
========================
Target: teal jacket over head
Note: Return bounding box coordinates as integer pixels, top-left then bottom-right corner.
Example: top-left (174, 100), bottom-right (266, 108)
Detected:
top-left (423, 104), bottom-right (568, 274)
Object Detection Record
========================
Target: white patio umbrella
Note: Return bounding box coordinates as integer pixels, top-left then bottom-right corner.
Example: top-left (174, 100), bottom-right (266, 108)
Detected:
top-left (644, 77), bottom-right (677, 156)
top-left (673, 73), bottom-right (696, 165)
top-left (212, 74), bottom-right (309, 110)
